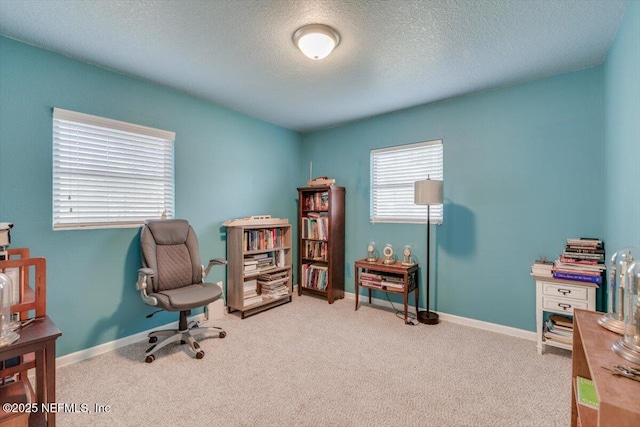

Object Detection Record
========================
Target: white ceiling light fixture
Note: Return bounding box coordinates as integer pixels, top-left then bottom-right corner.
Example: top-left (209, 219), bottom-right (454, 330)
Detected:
top-left (293, 24), bottom-right (340, 60)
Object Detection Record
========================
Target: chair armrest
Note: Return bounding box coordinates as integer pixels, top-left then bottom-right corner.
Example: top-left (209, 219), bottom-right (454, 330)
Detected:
top-left (203, 258), bottom-right (227, 278)
top-left (136, 268), bottom-right (158, 306)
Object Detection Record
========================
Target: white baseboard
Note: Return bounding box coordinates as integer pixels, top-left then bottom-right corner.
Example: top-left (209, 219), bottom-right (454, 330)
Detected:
top-left (56, 313), bottom-right (207, 369)
top-left (343, 291), bottom-right (536, 342)
top-left (56, 289), bottom-right (535, 368)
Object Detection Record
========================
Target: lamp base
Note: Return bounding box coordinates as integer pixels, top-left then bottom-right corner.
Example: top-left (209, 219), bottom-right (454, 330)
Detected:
top-left (417, 310), bottom-right (439, 325)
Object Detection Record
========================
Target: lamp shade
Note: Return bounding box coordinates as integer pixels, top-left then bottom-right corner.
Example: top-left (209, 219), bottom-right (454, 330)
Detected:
top-left (414, 179), bottom-right (443, 205)
top-left (293, 24), bottom-right (340, 60)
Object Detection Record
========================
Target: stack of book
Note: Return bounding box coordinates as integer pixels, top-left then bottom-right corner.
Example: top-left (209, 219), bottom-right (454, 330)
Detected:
top-left (359, 272), bottom-right (404, 291)
top-left (543, 314), bottom-right (573, 346)
top-left (243, 278), bottom-right (263, 306)
top-left (243, 253), bottom-right (275, 276)
top-left (381, 275), bottom-right (404, 290)
top-left (359, 272), bottom-right (383, 288)
top-left (552, 238), bottom-right (606, 284)
top-left (531, 260), bottom-right (553, 278)
top-left (257, 270), bottom-right (289, 299)
top-left (307, 176), bottom-right (335, 187)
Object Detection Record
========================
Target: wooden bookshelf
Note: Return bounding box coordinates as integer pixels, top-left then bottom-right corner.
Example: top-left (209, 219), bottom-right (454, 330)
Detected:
top-left (571, 309), bottom-right (640, 427)
top-left (297, 186), bottom-right (345, 303)
top-left (225, 222), bottom-right (293, 318)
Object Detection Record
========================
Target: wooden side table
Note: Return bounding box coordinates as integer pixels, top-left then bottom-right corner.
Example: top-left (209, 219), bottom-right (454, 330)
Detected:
top-left (533, 275), bottom-right (597, 354)
top-left (0, 316), bottom-right (62, 426)
top-left (354, 259), bottom-right (419, 324)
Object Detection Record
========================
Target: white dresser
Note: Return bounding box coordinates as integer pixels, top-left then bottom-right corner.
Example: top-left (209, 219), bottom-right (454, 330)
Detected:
top-left (534, 276), bottom-right (597, 354)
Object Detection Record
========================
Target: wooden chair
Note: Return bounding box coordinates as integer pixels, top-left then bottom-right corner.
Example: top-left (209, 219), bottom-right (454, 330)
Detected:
top-left (0, 248), bottom-right (46, 385)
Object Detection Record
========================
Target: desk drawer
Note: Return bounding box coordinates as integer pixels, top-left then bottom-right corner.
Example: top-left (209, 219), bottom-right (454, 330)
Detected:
top-left (542, 282), bottom-right (589, 301)
top-left (542, 296), bottom-right (589, 314)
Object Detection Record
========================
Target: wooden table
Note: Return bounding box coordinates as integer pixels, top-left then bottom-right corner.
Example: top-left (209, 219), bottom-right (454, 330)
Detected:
top-left (354, 259), bottom-right (419, 324)
top-left (0, 316), bottom-right (62, 426)
top-left (571, 309), bottom-right (640, 427)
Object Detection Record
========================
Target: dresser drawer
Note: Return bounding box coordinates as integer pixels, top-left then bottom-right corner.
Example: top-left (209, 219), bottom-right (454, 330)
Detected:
top-left (542, 296), bottom-right (589, 314)
top-left (542, 282), bottom-right (589, 301)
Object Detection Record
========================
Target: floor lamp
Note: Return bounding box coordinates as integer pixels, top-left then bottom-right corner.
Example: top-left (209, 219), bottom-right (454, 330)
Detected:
top-left (414, 178), bottom-right (443, 325)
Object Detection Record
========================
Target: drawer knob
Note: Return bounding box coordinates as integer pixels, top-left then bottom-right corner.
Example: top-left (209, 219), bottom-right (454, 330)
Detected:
top-left (558, 303), bottom-right (572, 310)
top-left (557, 288), bottom-right (571, 295)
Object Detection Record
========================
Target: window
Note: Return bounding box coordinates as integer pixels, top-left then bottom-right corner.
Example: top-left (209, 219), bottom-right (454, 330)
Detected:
top-left (52, 108), bottom-right (175, 230)
top-left (370, 140), bottom-right (443, 224)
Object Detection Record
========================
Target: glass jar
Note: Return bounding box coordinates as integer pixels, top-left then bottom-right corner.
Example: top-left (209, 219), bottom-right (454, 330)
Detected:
top-left (612, 260), bottom-right (640, 364)
top-left (598, 247), bottom-right (638, 334)
top-left (0, 272), bottom-right (19, 347)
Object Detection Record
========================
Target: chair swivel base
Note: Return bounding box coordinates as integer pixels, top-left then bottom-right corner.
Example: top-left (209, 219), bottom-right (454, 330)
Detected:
top-left (145, 319), bottom-right (225, 363)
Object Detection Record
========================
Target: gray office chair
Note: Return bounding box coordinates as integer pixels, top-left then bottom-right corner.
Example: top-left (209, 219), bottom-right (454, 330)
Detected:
top-left (136, 219), bottom-right (227, 363)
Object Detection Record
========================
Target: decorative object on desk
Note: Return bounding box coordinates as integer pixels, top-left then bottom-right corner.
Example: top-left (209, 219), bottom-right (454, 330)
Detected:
top-left (307, 176), bottom-right (336, 187)
top-left (402, 245), bottom-right (414, 266)
top-left (382, 244), bottom-right (395, 265)
top-left (611, 259), bottom-right (640, 364)
top-left (0, 273), bottom-right (19, 348)
top-left (414, 177), bottom-right (443, 325)
top-left (366, 242), bottom-right (377, 262)
top-left (598, 247), bottom-right (637, 335)
top-left (222, 215), bottom-right (289, 227)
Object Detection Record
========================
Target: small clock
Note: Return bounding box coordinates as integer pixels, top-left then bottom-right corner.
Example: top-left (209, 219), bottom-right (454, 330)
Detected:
top-left (402, 245), bottom-right (413, 266)
top-left (366, 242), bottom-right (376, 262)
top-left (383, 244), bottom-right (395, 265)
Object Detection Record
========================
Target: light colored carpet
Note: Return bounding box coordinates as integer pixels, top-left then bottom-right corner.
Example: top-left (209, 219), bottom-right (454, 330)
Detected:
top-left (56, 293), bottom-right (571, 426)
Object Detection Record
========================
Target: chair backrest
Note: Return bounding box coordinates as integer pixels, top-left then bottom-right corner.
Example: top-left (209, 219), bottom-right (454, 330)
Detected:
top-left (140, 219), bottom-right (203, 293)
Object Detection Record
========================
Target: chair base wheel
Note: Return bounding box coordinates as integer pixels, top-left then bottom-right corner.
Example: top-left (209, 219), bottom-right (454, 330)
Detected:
top-left (196, 351), bottom-right (205, 359)
top-left (145, 355), bottom-right (155, 363)
top-left (149, 336), bottom-right (158, 344)
top-left (219, 331), bottom-right (226, 339)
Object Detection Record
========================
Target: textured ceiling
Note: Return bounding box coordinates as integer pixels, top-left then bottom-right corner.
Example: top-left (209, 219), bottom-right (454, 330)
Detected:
top-left (0, 0), bottom-right (628, 132)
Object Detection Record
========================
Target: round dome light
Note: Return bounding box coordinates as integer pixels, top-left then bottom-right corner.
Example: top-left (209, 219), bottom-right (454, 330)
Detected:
top-left (293, 24), bottom-right (340, 60)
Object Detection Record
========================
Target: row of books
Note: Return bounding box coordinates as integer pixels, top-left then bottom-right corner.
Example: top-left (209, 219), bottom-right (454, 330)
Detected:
top-left (242, 228), bottom-right (285, 251)
top-left (301, 263), bottom-right (328, 291)
top-left (543, 314), bottom-right (574, 346)
top-left (303, 191), bottom-right (329, 211)
top-left (302, 240), bottom-right (327, 261)
top-left (359, 272), bottom-right (404, 290)
top-left (301, 215), bottom-right (328, 240)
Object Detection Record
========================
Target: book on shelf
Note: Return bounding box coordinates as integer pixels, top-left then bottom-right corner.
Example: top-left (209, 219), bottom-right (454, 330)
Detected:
top-left (552, 271), bottom-right (602, 284)
top-left (531, 260), bottom-right (553, 277)
top-left (549, 314), bottom-right (573, 329)
top-left (576, 376), bottom-right (599, 410)
top-left (243, 294), bottom-right (264, 306)
top-left (302, 263), bottom-right (329, 290)
top-left (543, 332), bottom-right (572, 346)
top-left (303, 191), bottom-right (330, 210)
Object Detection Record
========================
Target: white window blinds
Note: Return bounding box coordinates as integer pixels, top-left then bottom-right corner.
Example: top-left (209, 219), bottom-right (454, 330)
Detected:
top-left (52, 108), bottom-right (175, 230)
top-left (370, 140), bottom-right (443, 224)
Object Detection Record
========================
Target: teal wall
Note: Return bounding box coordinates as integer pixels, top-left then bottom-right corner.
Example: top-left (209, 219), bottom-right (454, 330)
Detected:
top-left (301, 68), bottom-right (605, 331)
top-left (603, 1), bottom-right (640, 255)
top-left (1, 4), bottom-right (637, 356)
top-left (0, 37), bottom-right (302, 356)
